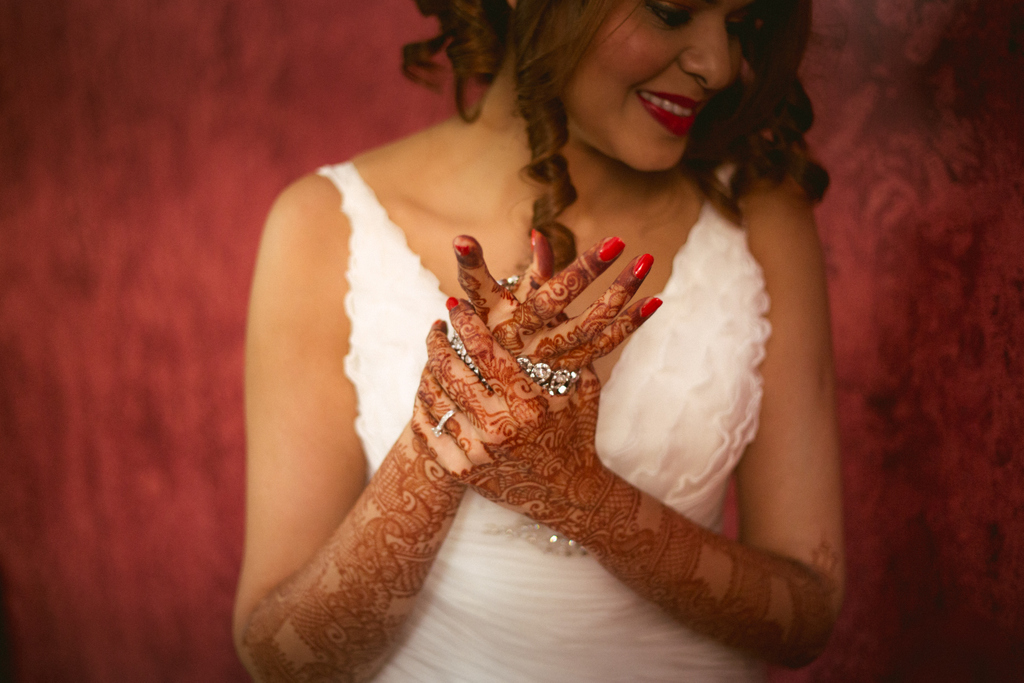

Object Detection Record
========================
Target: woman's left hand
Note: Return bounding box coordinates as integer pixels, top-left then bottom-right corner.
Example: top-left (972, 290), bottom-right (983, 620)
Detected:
top-left (451, 232), bottom-right (657, 372)
top-left (411, 304), bottom-right (615, 528)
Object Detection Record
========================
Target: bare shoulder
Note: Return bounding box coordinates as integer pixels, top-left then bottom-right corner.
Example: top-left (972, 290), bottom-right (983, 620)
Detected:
top-left (248, 171), bottom-right (354, 373)
top-left (740, 178), bottom-right (823, 282)
top-left (739, 179), bottom-right (831, 354)
top-left (259, 172), bottom-right (349, 265)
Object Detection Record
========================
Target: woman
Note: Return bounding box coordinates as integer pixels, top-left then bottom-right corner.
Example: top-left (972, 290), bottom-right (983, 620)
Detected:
top-left (233, 0), bottom-right (845, 680)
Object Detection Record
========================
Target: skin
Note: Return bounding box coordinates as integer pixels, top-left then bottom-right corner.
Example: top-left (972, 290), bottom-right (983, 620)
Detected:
top-left (234, 0), bottom-right (845, 678)
top-left (564, 0), bottom-right (751, 171)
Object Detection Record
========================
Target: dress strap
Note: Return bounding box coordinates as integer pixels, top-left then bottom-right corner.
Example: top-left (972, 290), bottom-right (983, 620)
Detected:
top-left (317, 162), bottom-right (449, 473)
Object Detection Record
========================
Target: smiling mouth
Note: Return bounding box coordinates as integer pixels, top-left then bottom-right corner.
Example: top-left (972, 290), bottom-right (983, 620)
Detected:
top-left (637, 90), bottom-right (699, 137)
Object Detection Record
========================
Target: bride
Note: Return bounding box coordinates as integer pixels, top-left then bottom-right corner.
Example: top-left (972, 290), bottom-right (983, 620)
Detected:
top-left (233, 0), bottom-right (845, 680)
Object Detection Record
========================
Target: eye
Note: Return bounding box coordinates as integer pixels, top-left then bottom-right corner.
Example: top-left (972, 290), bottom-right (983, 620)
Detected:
top-left (726, 8), bottom-right (763, 39)
top-left (644, 1), bottom-right (692, 29)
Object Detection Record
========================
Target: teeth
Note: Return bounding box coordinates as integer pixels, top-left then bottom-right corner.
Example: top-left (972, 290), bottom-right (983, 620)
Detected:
top-left (640, 91), bottom-right (692, 118)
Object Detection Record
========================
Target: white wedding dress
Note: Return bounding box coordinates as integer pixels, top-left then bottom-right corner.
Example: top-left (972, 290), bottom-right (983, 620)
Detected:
top-left (318, 162), bottom-right (772, 682)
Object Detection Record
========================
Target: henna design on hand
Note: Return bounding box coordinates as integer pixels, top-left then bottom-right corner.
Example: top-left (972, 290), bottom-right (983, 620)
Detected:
top-left (424, 306), bottom-right (839, 666)
top-left (453, 234), bottom-right (660, 374)
top-left (507, 235), bottom-right (624, 342)
top-left (453, 237), bottom-right (516, 328)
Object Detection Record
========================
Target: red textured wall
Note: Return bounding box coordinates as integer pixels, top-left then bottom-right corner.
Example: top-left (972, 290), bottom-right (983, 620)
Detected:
top-left (0, 1), bottom-right (1021, 681)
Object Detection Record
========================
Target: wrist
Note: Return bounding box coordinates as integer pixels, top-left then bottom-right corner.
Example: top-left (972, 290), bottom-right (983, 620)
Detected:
top-left (380, 426), bottom-right (466, 500)
top-left (543, 458), bottom-right (621, 542)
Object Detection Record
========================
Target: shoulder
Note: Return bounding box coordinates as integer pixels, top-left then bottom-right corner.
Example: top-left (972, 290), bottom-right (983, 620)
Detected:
top-left (248, 171), bottom-right (353, 374)
top-left (261, 171), bottom-right (349, 260)
top-left (739, 178), bottom-right (823, 279)
top-left (251, 170), bottom-right (354, 314)
top-left (739, 179), bottom-right (830, 334)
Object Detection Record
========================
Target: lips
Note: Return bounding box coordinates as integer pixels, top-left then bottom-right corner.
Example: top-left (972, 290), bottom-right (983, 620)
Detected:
top-left (637, 90), bottom-right (699, 137)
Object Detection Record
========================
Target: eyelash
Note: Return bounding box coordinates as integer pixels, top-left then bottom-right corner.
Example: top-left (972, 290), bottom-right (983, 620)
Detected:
top-left (644, 1), bottom-right (692, 28)
top-left (643, 1), bottom-right (761, 37)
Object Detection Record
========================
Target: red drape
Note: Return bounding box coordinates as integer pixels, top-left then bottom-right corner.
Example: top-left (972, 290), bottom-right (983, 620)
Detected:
top-left (1, 1), bottom-right (1021, 680)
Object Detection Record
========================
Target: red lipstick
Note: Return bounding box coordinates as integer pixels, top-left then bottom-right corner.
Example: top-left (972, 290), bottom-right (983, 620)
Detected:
top-left (637, 90), bottom-right (699, 137)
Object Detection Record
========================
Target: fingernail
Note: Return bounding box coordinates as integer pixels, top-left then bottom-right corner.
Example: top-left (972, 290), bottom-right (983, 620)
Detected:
top-left (641, 298), bottom-right (663, 317)
top-left (534, 230), bottom-right (554, 278)
top-left (432, 319), bottom-right (448, 332)
top-left (454, 244), bottom-right (472, 257)
top-left (446, 297), bottom-right (459, 311)
top-left (599, 236), bottom-right (625, 262)
top-left (633, 254), bottom-right (653, 279)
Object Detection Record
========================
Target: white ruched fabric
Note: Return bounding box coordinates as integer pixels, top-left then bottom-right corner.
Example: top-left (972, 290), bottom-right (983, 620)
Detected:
top-left (318, 162), bottom-right (772, 682)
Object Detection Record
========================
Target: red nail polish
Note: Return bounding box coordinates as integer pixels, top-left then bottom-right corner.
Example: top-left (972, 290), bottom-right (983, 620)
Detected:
top-left (446, 297), bottom-right (459, 311)
top-left (641, 298), bottom-right (663, 317)
top-left (454, 244), bottom-right (472, 257)
top-left (599, 236), bottom-right (625, 262)
top-left (531, 229), bottom-right (539, 249)
top-left (633, 254), bottom-right (653, 279)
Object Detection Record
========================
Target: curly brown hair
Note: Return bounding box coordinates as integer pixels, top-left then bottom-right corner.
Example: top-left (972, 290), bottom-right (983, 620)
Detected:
top-left (403, 0), bottom-right (829, 270)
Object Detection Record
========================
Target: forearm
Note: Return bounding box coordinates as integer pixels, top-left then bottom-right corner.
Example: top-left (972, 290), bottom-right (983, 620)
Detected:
top-left (431, 295), bottom-right (839, 664)
top-left (549, 469), bottom-right (837, 667)
top-left (240, 425), bottom-right (465, 682)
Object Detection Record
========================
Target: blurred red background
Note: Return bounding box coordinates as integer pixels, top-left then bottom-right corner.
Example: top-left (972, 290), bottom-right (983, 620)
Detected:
top-left (1, 1), bottom-right (1022, 680)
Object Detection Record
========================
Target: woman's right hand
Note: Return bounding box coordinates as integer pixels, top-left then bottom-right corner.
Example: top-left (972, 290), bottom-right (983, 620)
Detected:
top-left (412, 313), bottom-right (613, 513)
top-left (450, 232), bottom-right (661, 373)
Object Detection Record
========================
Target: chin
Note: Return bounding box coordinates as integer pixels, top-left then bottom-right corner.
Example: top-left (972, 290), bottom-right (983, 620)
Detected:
top-left (625, 153), bottom-right (686, 173)
top-left (568, 126), bottom-right (688, 174)
top-left (614, 143), bottom-right (688, 173)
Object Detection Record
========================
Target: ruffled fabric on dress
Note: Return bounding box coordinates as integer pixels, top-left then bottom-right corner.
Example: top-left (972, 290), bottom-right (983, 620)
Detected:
top-left (596, 203), bottom-right (772, 530)
top-left (317, 162), bottom-right (449, 470)
top-left (317, 162), bottom-right (771, 682)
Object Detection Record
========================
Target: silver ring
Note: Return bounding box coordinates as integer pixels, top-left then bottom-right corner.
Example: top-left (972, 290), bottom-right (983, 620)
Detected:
top-left (496, 274), bottom-right (521, 290)
top-left (517, 357), bottom-right (579, 396)
top-left (450, 332), bottom-right (493, 391)
top-left (432, 409), bottom-right (456, 437)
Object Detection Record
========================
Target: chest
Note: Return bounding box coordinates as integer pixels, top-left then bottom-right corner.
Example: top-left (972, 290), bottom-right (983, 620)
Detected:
top-left (335, 164), bottom-right (771, 525)
top-left (380, 200), bottom-right (704, 385)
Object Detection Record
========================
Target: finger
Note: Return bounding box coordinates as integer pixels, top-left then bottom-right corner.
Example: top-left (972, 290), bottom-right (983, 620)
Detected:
top-left (410, 399), bottom-right (475, 475)
top-left (448, 301), bottom-right (537, 403)
top-left (515, 236), bottom-right (626, 335)
top-left (573, 366), bottom-right (603, 404)
top-left (526, 253), bottom-right (652, 361)
top-left (519, 229), bottom-right (554, 294)
top-left (556, 297), bottom-right (663, 369)
top-left (453, 235), bottom-right (516, 325)
top-left (415, 372), bottom-right (493, 466)
top-left (426, 319), bottom-right (502, 418)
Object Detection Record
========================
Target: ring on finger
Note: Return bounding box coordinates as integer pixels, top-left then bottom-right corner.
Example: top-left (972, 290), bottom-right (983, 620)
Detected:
top-left (431, 409), bottom-right (457, 437)
top-left (496, 274), bottom-right (520, 290)
top-left (517, 357), bottom-right (579, 396)
top-left (449, 332), bottom-right (493, 392)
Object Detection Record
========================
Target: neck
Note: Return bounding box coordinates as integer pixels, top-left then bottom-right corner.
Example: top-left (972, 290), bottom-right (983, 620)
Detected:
top-left (446, 66), bottom-right (694, 241)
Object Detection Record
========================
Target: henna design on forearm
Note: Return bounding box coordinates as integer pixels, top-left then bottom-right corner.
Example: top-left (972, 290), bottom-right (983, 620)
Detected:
top-left (427, 308), bottom-right (839, 666)
top-left (564, 480), bottom-right (838, 666)
top-left (241, 430), bottom-right (464, 682)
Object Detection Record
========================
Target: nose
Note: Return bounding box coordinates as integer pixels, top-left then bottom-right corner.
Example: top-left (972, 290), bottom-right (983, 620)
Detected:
top-left (676, 19), bottom-right (734, 92)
